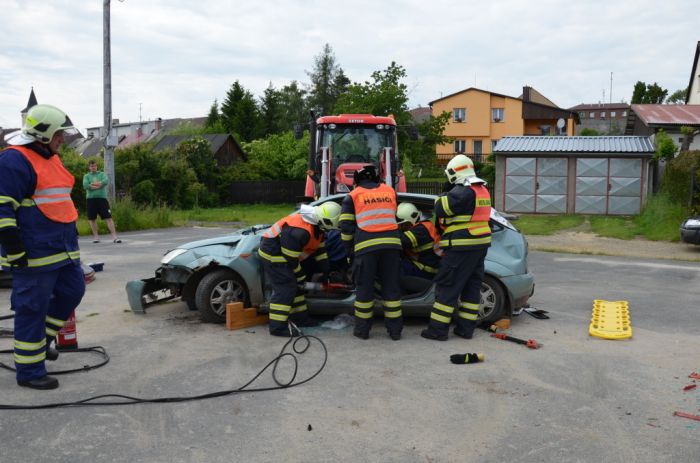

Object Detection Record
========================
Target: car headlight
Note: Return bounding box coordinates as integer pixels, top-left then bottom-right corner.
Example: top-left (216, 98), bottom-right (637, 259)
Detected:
top-left (684, 219), bottom-right (700, 228)
top-left (336, 183), bottom-right (350, 193)
top-left (160, 248), bottom-right (188, 264)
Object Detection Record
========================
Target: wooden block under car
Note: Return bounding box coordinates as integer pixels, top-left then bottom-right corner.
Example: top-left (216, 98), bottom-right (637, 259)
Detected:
top-left (493, 318), bottom-right (511, 330)
top-left (225, 302), bottom-right (268, 330)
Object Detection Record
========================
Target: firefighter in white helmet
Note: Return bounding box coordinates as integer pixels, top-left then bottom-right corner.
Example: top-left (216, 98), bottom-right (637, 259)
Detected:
top-left (258, 202), bottom-right (341, 336)
top-left (1, 104), bottom-right (84, 390)
top-left (421, 155), bottom-right (492, 341)
top-left (396, 202), bottom-right (442, 280)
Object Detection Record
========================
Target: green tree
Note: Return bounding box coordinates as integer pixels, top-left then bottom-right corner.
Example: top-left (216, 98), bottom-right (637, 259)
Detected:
top-left (240, 131), bottom-right (309, 180)
top-left (654, 129), bottom-right (678, 161)
top-left (278, 81), bottom-right (307, 131)
top-left (580, 128), bottom-right (601, 136)
top-left (631, 81), bottom-right (668, 104)
top-left (307, 44), bottom-right (348, 115)
top-left (220, 81), bottom-right (245, 132)
top-left (334, 62), bottom-right (411, 126)
top-left (667, 88), bottom-right (688, 104)
top-left (631, 81), bottom-right (646, 104)
top-left (259, 82), bottom-right (283, 136)
top-left (403, 111), bottom-right (452, 173)
top-left (206, 99), bottom-right (220, 127)
top-left (236, 91), bottom-right (262, 142)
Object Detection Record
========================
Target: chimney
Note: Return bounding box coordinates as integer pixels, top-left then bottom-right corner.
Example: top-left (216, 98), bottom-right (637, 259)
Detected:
top-left (155, 117), bottom-right (162, 131)
top-left (522, 86), bottom-right (532, 102)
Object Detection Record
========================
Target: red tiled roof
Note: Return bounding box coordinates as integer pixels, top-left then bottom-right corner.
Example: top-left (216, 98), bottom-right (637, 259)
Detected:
top-left (632, 104), bottom-right (700, 125)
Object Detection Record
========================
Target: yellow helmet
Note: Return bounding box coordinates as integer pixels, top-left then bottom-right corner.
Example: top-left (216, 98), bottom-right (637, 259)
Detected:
top-left (22, 104), bottom-right (76, 144)
top-left (396, 202), bottom-right (420, 226)
top-left (315, 201), bottom-right (342, 230)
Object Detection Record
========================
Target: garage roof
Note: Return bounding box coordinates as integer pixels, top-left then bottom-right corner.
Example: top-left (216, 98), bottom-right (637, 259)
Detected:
top-left (493, 136), bottom-right (654, 153)
top-left (632, 104), bottom-right (700, 126)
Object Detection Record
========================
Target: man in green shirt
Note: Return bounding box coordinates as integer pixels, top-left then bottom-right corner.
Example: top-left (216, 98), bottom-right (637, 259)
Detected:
top-left (83, 160), bottom-right (121, 243)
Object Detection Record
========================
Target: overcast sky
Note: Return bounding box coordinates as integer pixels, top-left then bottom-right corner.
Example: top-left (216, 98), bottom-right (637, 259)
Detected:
top-left (1, 0), bottom-right (697, 134)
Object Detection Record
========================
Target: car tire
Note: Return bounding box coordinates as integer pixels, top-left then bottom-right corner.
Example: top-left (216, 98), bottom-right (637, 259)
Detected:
top-left (479, 275), bottom-right (506, 325)
top-left (194, 269), bottom-right (250, 323)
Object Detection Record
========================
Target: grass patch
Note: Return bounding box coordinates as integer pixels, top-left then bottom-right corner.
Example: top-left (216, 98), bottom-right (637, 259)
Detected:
top-left (77, 197), bottom-right (175, 236)
top-left (514, 214), bottom-right (585, 235)
top-left (633, 194), bottom-right (688, 242)
top-left (590, 216), bottom-right (638, 240)
top-left (170, 204), bottom-right (295, 226)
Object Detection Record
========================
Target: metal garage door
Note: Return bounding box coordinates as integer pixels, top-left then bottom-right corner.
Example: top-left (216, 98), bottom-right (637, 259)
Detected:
top-left (505, 157), bottom-right (568, 213)
top-left (575, 158), bottom-right (642, 214)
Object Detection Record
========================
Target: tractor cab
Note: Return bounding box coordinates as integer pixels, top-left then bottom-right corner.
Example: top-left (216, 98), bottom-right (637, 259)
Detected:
top-left (304, 114), bottom-right (406, 198)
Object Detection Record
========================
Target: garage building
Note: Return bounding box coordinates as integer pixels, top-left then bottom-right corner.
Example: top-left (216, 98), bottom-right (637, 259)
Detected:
top-left (492, 136), bottom-right (655, 215)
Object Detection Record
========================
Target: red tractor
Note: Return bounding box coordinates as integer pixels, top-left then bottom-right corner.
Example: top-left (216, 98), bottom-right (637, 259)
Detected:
top-left (302, 114), bottom-right (408, 199)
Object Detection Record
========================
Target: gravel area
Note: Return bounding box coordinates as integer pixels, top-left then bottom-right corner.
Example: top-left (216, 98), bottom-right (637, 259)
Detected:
top-left (526, 231), bottom-right (700, 262)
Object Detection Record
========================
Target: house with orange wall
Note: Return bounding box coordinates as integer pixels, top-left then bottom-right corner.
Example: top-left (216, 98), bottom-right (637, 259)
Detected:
top-left (429, 86), bottom-right (578, 165)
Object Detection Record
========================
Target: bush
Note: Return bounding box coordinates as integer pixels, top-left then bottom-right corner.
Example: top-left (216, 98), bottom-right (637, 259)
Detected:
top-left (661, 150), bottom-right (700, 214)
top-left (132, 179), bottom-right (156, 205)
top-left (633, 193), bottom-right (688, 241)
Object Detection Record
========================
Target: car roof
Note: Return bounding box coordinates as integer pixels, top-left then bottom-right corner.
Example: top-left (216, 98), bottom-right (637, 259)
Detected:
top-left (311, 192), bottom-right (437, 206)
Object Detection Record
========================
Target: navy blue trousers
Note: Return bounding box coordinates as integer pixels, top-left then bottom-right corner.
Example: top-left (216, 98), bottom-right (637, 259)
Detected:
top-left (11, 263), bottom-right (85, 382)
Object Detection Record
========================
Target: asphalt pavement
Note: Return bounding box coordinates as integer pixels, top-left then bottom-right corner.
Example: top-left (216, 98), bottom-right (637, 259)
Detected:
top-left (0, 227), bottom-right (699, 463)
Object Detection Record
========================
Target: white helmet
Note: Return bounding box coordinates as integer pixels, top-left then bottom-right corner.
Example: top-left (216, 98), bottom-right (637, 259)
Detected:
top-left (396, 202), bottom-right (420, 226)
top-left (22, 104), bottom-right (77, 144)
top-left (315, 202), bottom-right (342, 230)
top-left (445, 154), bottom-right (486, 185)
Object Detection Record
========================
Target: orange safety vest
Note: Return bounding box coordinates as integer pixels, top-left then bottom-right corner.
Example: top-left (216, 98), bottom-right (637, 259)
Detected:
top-left (441, 184), bottom-right (491, 236)
top-left (349, 183), bottom-right (398, 232)
top-left (11, 145), bottom-right (78, 223)
top-left (405, 220), bottom-right (443, 258)
top-left (263, 213), bottom-right (322, 261)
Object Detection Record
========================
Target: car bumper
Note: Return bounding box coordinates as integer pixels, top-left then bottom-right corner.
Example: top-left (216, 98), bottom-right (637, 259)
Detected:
top-left (680, 227), bottom-right (700, 245)
top-left (500, 272), bottom-right (535, 311)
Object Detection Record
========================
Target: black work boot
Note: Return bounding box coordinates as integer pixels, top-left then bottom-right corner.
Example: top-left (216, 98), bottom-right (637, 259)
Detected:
top-left (420, 322), bottom-right (449, 341)
top-left (385, 317), bottom-right (403, 341)
top-left (46, 337), bottom-right (59, 361)
top-left (353, 318), bottom-right (371, 340)
top-left (290, 313), bottom-right (319, 327)
top-left (454, 319), bottom-right (477, 339)
top-left (269, 321), bottom-right (300, 337)
top-left (18, 375), bottom-right (59, 390)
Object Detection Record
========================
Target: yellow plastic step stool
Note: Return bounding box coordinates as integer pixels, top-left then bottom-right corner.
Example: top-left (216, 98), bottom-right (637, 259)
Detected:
top-left (589, 299), bottom-right (632, 340)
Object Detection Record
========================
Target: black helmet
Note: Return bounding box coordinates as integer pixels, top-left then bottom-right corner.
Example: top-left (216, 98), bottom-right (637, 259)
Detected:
top-left (353, 165), bottom-right (379, 185)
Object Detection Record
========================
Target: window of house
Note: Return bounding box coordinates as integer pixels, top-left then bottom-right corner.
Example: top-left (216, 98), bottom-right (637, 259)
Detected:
top-left (454, 140), bottom-right (466, 153)
top-left (491, 108), bottom-right (504, 122)
top-left (611, 111), bottom-right (616, 118)
top-left (589, 112), bottom-right (595, 119)
top-left (473, 140), bottom-right (482, 155)
top-left (540, 125), bottom-right (551, 136)
top-left (453, 108), bottom-right (466, 122)
top-left (491, 139), bottom-right (498, 151)
top-left (622, 111), bottom-right (627, 117)
top-left (579, 112), bottom-right (586, 119)
top-left (600, 111), bottom-right (606, 119)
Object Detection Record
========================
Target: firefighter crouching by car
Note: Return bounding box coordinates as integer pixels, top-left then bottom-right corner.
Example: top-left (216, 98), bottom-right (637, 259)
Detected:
top-left (258, 202), bottom-right (342, 337)
top-left (340, 165), bottom-right (403, 340)
top-left (396, 202), bottom-right (442, 280)
top-left (0, 104), bottom-right (85, 390)
top-left (421, 155), bottom-right (492, 341)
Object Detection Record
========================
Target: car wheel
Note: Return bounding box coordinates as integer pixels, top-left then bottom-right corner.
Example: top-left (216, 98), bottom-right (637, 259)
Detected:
top-left (479, 275), bottom-right (506, 325)
top-left (194, 269), bottom-right (249, 323)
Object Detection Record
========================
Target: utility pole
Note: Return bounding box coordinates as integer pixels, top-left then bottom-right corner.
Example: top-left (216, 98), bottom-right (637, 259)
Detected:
top-left (103, 0), bottom-right (116, 202)
top-left (609, 72), bottom-right (613, 133)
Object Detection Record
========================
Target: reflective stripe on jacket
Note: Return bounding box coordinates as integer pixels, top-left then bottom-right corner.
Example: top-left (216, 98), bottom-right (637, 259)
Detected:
top-left (436, 183), bottom-right (492, 250)
top-left (11, 146), bottom-right (78, 223)
top-left (259, 213), bottom-right (324, 264)
top-left (402, 220), bottom-right (442, 273)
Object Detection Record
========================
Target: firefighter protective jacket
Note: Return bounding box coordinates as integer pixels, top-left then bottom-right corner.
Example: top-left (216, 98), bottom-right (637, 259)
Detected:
top-left (0, 145), bottom-right (80, 273)
top-left (339, 181), bottom-right (401, 257)
top-left (434, 183), bottom-right (492, 250)
top-left (400, 220), bottom-right (442, 274)
top-left (258, 213), bottom-right (329, 271)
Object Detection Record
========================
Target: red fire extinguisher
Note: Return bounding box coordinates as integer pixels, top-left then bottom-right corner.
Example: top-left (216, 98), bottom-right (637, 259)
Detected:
top-left (57, 311), bottom-right (78, 350)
